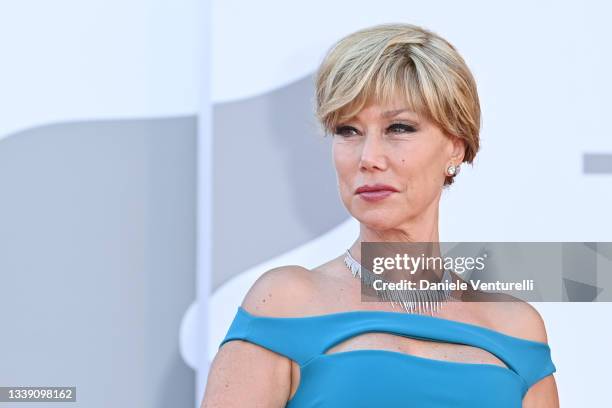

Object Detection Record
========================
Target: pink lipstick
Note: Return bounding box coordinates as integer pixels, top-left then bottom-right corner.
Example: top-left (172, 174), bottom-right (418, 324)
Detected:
top-left (355, 184), bottom-right (398, 202)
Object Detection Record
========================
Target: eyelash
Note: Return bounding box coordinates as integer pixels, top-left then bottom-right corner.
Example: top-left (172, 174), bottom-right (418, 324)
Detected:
top-left (334, 123), bottom-right (416, 137)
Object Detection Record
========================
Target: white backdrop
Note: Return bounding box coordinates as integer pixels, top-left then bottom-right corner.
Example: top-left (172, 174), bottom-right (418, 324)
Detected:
top-left (186, 1), bottom-right (612, 407)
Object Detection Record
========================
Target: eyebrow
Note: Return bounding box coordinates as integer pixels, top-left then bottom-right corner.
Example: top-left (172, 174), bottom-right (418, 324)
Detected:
top-left (381, 108), bottom-right (414, 118)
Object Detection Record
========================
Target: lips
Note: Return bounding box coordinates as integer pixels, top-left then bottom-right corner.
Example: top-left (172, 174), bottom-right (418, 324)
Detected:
top-left (355, 184), bottom-right (398, 194)
top-left (355, 184), bottom-right (398, 202)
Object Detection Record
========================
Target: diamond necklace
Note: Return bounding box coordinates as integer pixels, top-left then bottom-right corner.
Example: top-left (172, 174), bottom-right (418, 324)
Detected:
top-left (343, 248), bottom-right (455, 315)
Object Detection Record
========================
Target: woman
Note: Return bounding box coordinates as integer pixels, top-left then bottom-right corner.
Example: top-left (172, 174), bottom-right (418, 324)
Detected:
top-left (201, 23), bottom-right (559, 407)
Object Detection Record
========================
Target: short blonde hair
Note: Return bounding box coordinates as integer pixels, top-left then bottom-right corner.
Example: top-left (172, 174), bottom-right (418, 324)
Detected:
top-left (314, 23), bottom-right (481, 186)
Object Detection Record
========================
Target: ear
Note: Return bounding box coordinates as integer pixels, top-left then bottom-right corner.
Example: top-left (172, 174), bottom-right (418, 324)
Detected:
top-left (448, 135), bottom-right (466, 163)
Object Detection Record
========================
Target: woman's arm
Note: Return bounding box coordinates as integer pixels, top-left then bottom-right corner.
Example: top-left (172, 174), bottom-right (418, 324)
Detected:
top-left (523, 375), bottom-right (559, 408)
top-left (481, 296), bottom-right (560, 408)
top-left (495, 300), bottom-right (559, 408)
top-left (200, 338), bottom-right (292, 408)
top-left (200, 266), bottom-right (315, 408)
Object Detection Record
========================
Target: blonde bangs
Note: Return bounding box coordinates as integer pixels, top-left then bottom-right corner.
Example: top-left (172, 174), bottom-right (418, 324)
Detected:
top-left (319, 47), bottom-right (429, 135)
top-left (331, 57), bottom-right (430, 132)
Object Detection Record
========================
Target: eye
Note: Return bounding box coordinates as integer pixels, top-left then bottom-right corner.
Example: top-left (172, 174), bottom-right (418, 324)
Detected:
top-left (388, 123), bottom-right (417, 134)
top-left (334, 125), bottom-right (359, 137)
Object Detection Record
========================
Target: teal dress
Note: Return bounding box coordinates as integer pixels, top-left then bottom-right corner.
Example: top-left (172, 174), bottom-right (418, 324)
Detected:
top-left (219, 306), bottom-right (556, 407)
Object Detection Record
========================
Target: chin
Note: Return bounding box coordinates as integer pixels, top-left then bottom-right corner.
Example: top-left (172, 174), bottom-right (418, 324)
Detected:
top-left (352, 208), bottom-right (402, 231)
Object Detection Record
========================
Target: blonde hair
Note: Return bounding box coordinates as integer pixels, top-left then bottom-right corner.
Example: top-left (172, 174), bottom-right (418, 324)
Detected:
top-left (314, 23), bottom-right (481, 186)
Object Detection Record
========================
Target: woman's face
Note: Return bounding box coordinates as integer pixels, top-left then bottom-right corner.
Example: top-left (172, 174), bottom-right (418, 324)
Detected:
top-left (332, 96), bottom-right (464, 231)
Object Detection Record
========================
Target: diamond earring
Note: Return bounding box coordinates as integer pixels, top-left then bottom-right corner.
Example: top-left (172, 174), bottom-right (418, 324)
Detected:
top-left (446, 164), bottom-right (457, 176)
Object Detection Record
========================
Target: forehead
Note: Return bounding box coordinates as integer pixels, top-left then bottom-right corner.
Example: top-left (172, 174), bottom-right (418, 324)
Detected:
top-left (339, 89), bottom-right (425, 122)
top-left (360, 106), bottom-right (418, 118)
top-left (351, 101), bottom-right (422, 122)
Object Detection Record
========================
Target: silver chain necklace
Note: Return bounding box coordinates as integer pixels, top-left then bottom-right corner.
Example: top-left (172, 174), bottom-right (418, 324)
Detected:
top-left (343, 248), bottom-right (456, 315)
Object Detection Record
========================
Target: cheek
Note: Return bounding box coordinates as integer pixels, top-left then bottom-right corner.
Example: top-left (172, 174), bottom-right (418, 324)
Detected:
top-left (398, 153), bottom-right (436, 178)
top-left (332, 152), bottom-right (349, 197)
top-left (397, 150), bottom-right (444, 193)
top-left (333, 144), bottom-right (356, 180)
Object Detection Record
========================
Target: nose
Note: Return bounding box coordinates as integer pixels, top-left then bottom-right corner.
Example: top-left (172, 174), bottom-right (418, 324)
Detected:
top-left (359, 134), bottom-right (387, 171)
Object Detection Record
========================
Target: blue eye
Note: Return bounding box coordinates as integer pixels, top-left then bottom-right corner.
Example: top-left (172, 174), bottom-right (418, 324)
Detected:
top-left (333, 124), bottom-right (416, 137)
top-left (388, 123), bottom-right (416, 133)
top-left (334, 126), bottom-right (359, 137)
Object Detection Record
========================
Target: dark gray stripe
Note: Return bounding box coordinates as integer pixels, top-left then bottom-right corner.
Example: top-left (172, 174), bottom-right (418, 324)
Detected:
top-left (583, 153), bottom-right (612, 173)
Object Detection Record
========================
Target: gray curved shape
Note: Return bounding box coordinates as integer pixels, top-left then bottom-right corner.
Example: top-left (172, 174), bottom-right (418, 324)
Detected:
top-left (0, 116), bottom-right (196, 408)
top-left (212, 74), bottom-right (348, 288)
top-left (0, 73), bottom-right (351, 407)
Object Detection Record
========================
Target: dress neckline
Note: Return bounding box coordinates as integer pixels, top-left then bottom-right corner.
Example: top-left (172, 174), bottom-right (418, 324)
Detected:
top-left (237, 305), bottom-right (550, 347)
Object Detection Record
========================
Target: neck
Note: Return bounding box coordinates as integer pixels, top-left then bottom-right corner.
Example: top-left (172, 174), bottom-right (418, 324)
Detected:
top-left (342, 200), bottom-right (455, 313)
top-left (348, 200), bottom-right (441, 264)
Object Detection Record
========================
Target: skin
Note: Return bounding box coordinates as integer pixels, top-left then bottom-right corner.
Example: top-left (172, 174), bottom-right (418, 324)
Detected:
top-left (201, 96), bottom-right (560, 408)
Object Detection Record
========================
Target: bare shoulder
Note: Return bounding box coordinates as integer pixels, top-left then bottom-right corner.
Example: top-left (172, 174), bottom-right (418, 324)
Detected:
top-left (475, 293), bottom-right (549, 344)
top-left (241, 265), bottom-right (318, 317)
top-left (203, 265), bottom-right (312, 407)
